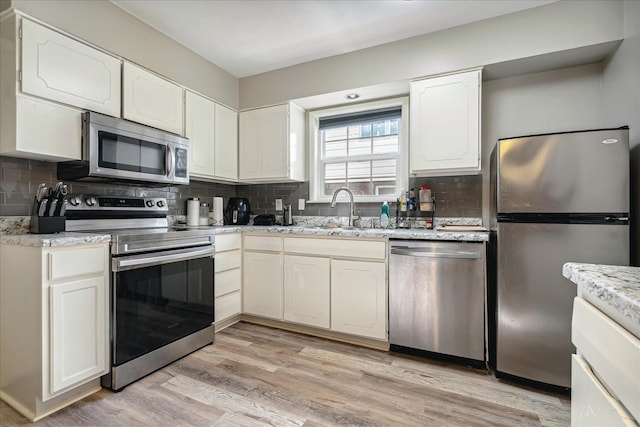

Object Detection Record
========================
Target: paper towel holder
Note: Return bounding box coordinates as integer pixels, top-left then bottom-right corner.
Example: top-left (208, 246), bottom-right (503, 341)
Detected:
top-left (210, 196), bottom-right (224, 226)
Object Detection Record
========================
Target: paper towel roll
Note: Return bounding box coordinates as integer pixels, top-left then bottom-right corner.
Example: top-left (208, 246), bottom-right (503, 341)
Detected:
top-left (211, 197), bottom-right (224, 225)
top-left (186, 198), bottom-right (200, 226)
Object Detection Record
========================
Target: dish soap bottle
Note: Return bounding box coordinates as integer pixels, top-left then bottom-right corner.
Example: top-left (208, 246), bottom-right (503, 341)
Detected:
top-left (380, 201), bottom-right (390, 228)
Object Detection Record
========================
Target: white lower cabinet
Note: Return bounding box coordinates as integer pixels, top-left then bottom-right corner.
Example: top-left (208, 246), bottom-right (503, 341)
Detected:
top-left (331, 259), bottom-right (387, 340)
top-left (284, 255), bottom-right (330, 328)
top-left (571, 297), bottom-right (639, 426)
top-left (0, 242), bottom-right (109, 421)
top-left (214, 233), bottom-right (242, 325)
top-left (242, 235), bottom-right (387, 341)
top-left (50, 277), bottom-right (107, 394)
top-left (242, 235), bottom-right (283, 320)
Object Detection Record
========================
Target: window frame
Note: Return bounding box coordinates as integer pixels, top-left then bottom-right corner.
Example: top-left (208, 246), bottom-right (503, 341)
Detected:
top-left (308, 97), bottom-right (409, 204)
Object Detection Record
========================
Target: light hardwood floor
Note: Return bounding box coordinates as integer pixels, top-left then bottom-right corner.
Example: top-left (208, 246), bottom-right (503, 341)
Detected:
top-left (1, 322), bottom-right (570, 426)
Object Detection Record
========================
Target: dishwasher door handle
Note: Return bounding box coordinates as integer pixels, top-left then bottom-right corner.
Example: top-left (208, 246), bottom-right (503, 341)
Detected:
top-left (390, 248), bottom-right (481, 259)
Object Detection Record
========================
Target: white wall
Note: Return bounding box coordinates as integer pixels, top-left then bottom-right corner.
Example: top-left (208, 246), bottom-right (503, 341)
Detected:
top-left (6, 0), bottom-right (239, 109)
top-left (239, 0), bottom-right (624, 110)
top-left (601, 0), bottom-right (640, 265)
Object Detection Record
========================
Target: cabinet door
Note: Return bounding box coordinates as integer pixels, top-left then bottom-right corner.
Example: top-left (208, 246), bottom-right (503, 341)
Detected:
top-left (284, 255), bottom-right (330, 328)
top-left (14, 96), bottom-right (82, 161)
top-left (331, 260), bottom-right (386, 340)
top-left (243, 252), bottom-right (282, 319)
top-left (239, 104), bottom-right (289, 180)
top-left (260, 104), bottom-right (289, 179)
top-left (49, 276), bottom-right (107, 394)
top-left (239, 108), bottom-right (264, 180)
top-left (21, 19), bottom-right (121, 117)
top-left (214, 103), bottom-right (238, 181)
top-left (123, 62), bottom-right (183, 135)
top-left (410, 69), bottom-right (480, 174)
top-left (185, 90), bottom-right (216, 178)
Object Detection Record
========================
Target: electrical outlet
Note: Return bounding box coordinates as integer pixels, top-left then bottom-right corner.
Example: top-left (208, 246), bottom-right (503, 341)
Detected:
top-left (275, 199), bottom-right (283, 211)
top-left (298, 199), bottom-right (305, 210)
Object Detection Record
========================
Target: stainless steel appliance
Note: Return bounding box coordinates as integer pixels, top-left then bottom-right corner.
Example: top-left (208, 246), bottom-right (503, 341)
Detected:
top-left (65, 195), bottom-right (215, 391)
top-left (389, 240), bottom-right (486, 365)
top-left (57, 112), bottom-right (189, 185)
top-left (492, 127), bottom-right (630, 389)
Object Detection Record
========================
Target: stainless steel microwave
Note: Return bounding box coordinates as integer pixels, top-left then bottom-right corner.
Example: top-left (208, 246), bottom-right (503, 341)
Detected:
top-left (58, 112), bottom-right (189, 185)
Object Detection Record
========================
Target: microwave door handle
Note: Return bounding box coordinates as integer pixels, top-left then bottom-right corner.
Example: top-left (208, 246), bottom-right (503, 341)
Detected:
top-left (166, 145), bottom-right (174, 177)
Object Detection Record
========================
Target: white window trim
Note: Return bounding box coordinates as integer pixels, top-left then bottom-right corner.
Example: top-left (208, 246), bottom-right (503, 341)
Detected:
top-left (308, 97), bottom-right (409, 204)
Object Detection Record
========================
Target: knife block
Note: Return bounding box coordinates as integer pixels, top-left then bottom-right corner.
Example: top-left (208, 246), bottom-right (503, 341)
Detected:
top-left (30, 216), bottom-right (66, 234)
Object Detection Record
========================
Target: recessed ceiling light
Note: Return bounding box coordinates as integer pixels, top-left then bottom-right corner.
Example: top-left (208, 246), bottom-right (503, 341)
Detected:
top-left (345, 93), bottom-right (360, 100)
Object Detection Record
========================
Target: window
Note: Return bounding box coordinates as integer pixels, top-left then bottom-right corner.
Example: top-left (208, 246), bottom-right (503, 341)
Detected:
top-left (309, 97), bottom-right (408, 203)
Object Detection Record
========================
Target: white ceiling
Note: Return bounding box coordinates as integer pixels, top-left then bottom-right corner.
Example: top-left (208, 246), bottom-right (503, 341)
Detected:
top-left (110, 0), bottom-right (556, 79)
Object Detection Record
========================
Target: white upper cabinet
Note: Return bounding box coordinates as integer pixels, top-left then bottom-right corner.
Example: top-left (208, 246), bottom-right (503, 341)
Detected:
top-left (20, 18), bottom-right (121, 117)
top-left (185, 90), bottom-right (238, 182)
top-left (239, 103), bottom-right (305, 182)
top-left (410, 69), bottom-right (481, 175)
top-left (214, 103), bottom-right (239, 181)
top-left (123, 61), bottom-right (183, 135)
top-left (185, 90), bottom-right (216, 177)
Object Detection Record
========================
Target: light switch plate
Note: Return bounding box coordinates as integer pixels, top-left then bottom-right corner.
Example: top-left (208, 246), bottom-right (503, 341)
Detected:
top-left (298, 199), bottom-right (305, 210)
top-left (275, 199), bottom-right (283, 211)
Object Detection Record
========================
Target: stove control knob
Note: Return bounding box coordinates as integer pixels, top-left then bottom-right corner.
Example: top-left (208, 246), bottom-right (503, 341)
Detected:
top-left (69, 196), bottom-right (82, 207)
top-left (146, 200), bottom-right (155, 207)
top-left (157, 200), bottom-right (165, 208)
top-left (85, 197), bottom-right (97, 207)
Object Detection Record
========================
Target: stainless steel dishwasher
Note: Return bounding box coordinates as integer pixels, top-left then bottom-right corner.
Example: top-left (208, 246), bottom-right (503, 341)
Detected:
top-left (389, 240), bottom-right (486, 365)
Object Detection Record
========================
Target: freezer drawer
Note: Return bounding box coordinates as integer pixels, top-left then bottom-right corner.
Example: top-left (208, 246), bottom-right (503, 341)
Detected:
top-left (496, 222), bottom-right (629, 388)
top-left (389, 240), bottom-right (486, 361)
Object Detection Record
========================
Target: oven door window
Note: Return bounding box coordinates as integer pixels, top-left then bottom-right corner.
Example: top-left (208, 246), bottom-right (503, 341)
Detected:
top-left (113, 256), bottom-right (213, 366)
top-left (98, 131), bottom-right (167, 176)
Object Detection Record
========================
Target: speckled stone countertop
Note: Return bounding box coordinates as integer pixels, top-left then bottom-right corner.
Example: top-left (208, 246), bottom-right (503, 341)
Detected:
top-left (0, 232), bottom-right (112, 247)
top-left (563, 262), bottom-right (640, 339)
top-left (0, 216), bottom-right (488, 243)
top-left (214, 225), bottom-right (489, 242)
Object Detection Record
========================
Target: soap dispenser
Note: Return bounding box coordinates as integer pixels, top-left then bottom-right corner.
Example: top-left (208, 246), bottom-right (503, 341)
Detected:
top-left (380, 201), bottom-right (390, 228)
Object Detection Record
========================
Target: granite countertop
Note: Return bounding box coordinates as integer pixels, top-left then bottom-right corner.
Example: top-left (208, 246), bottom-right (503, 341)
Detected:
top-left (213, 225), bottom-right (489, 242)
top-left (0, 215), bottom-right (488, 246)
top-left (0, 232), bottom-right (112, 247)
top-left (563, 262), bottom-right (640, 339)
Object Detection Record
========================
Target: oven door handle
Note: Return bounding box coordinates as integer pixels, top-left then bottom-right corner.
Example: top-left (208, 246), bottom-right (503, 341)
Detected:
top-left (113, 246), bottom-right (215, 272)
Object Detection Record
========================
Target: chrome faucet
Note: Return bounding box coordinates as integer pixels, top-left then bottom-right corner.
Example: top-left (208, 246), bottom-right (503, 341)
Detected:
top-left (330, 187), bottom-right (359, 227)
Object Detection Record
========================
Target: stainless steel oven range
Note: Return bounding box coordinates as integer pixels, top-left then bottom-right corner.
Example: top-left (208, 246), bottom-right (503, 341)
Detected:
top-left (65, 195), bottom-right (215, 391)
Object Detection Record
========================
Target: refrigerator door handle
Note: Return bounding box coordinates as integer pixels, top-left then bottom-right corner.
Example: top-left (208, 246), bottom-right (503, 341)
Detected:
top-left (604, 216), bottom-right (629, 222)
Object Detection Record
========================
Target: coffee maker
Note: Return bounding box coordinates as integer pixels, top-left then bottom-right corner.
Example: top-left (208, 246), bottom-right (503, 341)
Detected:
top-left (225, 198), bottom-right (251, 225)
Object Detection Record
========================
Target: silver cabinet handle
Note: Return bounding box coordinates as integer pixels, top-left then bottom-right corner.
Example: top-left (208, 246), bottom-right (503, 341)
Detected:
top-left (113, 246), bottom-right (214, 272)
top-left (390, 248), bottom-right (481, 259)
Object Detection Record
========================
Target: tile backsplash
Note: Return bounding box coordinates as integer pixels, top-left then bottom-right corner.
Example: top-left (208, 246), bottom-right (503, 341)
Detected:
top-left (1, 156), bottom-right (482, 219)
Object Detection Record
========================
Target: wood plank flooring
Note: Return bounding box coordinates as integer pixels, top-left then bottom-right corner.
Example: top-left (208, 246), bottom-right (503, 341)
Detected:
top-left (1, 322), bottom-right (571, 426)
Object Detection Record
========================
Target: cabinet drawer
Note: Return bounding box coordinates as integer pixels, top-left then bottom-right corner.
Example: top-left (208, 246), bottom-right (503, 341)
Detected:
top-left (215, 268), bottom-right (241, 297)
top-left (216, 233), bottom-right (241, 252)
top-left (48, 246), bottom-right (107, 281)
top-left (244, 235), bottom-right (282, 252)
top-left (215, 291), bottom-right (241, 322)
top-left (571, 355), bottom-right (636, 426)
top-left (284, 237), bottom-right (386, 260)
top-left (572, 297), bottom-right (640, 421)
top-left (215, 250), bottom-right (241, 273)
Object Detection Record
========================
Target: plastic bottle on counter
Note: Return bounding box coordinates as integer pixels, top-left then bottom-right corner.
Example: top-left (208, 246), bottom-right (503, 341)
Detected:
top-left (408, 188), bottom-right (416, 212)
top-left (380, 201), bottom-right (390, 228)
top-left (419, 186), bottom-right (433, 211)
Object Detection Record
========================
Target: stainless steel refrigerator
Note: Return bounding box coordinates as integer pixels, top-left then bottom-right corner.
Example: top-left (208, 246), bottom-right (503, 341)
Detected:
top-left (492, 127), bottom-right (629, 389)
